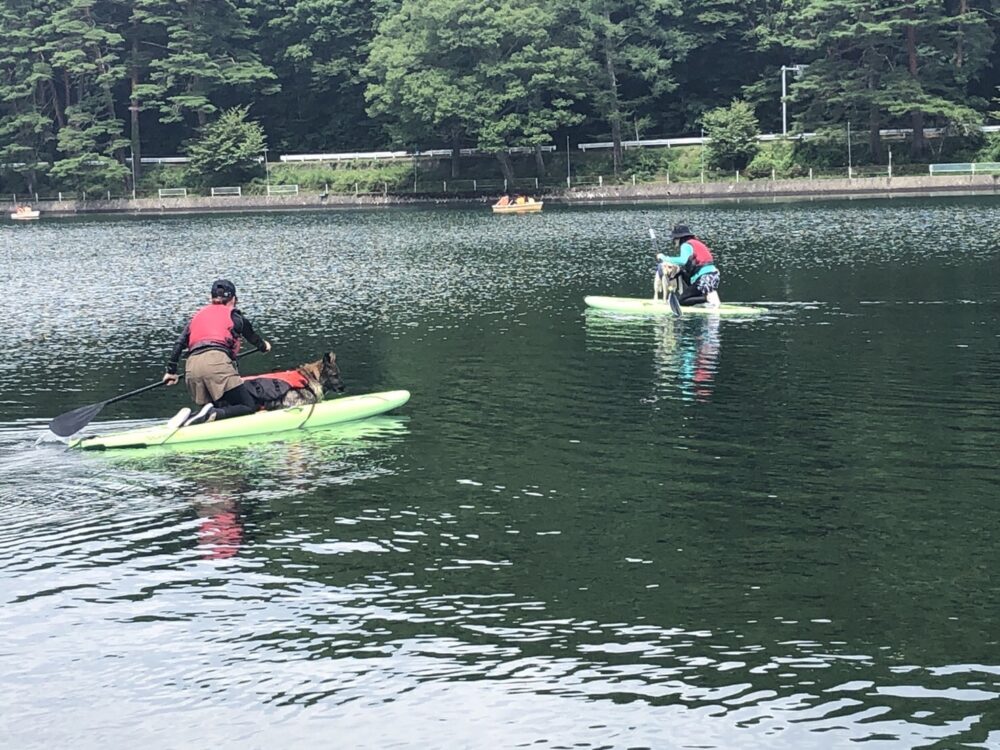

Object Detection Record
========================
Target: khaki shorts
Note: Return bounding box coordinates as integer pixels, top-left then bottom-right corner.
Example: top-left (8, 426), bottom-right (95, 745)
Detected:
top-left (185, 349), bottom-right (242, 405)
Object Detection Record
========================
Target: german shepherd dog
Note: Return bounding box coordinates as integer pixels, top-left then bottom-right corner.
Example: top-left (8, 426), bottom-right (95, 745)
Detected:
top-left (243, 352), bottom-right (346, 411)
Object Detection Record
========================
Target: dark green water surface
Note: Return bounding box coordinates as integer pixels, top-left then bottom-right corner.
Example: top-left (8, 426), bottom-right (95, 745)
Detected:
top-left (1, 199), bottom-right (998, 748)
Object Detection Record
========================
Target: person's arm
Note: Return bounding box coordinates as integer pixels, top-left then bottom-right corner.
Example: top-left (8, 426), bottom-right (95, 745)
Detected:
top-left (232, 309), bottom-right (270, 352)
top-left (660, 242), bottom-right (693, 267)
top-left (163, 323), bottom-right (190, 383)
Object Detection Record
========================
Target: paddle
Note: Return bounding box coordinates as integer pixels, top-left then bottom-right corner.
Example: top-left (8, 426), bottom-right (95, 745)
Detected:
top-left (49, 348), bottom-right (261, 437)
top-left (649, 228), bottom-right (681, 317)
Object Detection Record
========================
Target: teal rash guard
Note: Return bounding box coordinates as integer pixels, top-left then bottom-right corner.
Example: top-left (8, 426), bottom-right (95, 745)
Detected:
top-left (658, 242), bottom-right (719, 283)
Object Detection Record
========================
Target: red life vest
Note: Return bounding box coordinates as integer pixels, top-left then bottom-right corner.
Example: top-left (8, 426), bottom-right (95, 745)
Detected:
top-left (243, 369), bottom-right (309, 389)
top-left (682, 238), bottom-right (714, 280)
top-left (188, 303), bottom-right (239, 356)
top-left (687, 238), bottom-right (714, 266)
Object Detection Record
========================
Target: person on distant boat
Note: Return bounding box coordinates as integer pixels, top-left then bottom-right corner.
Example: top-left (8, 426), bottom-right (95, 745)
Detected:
top-left (496, 194), bottom-right (511, 207)
top-left (514, 194), bottom-right (526, 205)
top-left (163, 279), bottom-right (271, 425)
top-left (658, 223), bottom-right (721, 308)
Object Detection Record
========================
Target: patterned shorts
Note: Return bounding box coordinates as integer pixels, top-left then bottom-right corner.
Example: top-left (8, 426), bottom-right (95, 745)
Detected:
top-left (696, 271), bottom-right (720, 294)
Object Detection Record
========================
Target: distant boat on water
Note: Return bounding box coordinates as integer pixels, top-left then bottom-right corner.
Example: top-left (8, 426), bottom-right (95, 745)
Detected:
top-left (11, 205), bottom-right (40, 221)
top-left (492, 195), bottom-right (543, 214)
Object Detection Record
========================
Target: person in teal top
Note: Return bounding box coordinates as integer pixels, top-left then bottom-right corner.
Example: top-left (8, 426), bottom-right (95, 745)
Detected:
top-left (657, 223), bottom-right (722, 308)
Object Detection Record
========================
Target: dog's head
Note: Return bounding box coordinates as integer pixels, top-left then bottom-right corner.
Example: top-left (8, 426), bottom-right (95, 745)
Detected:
top-left (299, 352), bottom-right (346, 394)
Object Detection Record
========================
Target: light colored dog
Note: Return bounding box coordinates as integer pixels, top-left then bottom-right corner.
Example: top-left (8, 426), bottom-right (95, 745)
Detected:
top-left (654, 262), bottom-right (681, 302)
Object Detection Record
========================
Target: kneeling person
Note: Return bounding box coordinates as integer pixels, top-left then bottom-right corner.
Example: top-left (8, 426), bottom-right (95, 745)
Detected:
top-left (659, 223), bottom-right (721, 308)
top-left (163, 279), bottom-right (271, 425)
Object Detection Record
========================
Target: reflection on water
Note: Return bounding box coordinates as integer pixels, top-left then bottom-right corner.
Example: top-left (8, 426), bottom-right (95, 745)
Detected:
top-left (195, 490), bottom-right (243, 560)
top-left (586, 311), bottom-right (724, 403)
top-left (2, 201), bottom-right (1000, 748)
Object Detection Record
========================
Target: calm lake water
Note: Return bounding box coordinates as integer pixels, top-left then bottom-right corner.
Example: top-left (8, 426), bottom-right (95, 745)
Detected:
top-left (1, 199), bottom-right (998, 749)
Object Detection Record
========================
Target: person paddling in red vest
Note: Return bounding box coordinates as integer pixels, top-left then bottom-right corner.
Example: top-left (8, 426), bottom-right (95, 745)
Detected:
top-left (657, 223), bottom-right (722, 308)
top-left (162, 279), bottom-right (271, 426)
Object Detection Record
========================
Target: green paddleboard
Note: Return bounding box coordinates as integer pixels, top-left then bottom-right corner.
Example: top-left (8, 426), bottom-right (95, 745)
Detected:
top-left (70, 390), bottom-right (411, 450)
top-left (584, 296), bottom-right (766, 316)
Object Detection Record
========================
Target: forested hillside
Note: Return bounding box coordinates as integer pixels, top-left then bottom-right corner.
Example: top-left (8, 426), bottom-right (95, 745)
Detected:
top-left (1, 0), bottom-right (998, 192)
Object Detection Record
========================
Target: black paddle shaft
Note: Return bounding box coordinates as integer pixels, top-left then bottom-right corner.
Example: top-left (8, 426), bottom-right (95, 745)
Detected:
top-left (48, 348), bottom-right (262, 437)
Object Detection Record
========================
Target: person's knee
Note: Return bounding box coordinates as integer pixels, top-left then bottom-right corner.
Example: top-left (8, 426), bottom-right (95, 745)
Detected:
top-left (220, 384), bottom-right (256, 409)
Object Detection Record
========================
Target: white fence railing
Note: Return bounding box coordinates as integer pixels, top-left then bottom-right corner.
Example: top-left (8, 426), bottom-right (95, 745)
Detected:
top-left (266, 184), bottom-right (299, 195)
top-left (579, 125), bottom-right (1000, 151)
top-left (158, 188), bottom-right (188, 198)
top-left (280, 145), bottom-right (557, 163)
top-left (210, 186), bottom-right (242, 197)
top-left (929, 162), bottom-right (1000, 176)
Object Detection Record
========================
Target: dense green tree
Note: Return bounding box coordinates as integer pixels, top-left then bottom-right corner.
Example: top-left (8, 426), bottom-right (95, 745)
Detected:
top-left (143, 0), bottom-right (277, 129)
top-left (766, 0), bottom-right (993, 159)
top-left (581, 0), bottom-right (689, 174)
top-left (0, 1), bottom-right (55, 193)
top-left (676, 0), bottom-right (785, 134)
top-left (364, 0), bottom-right (590, 181)
top-left (124, 0), bottom-right (174, 181)
top-left (251, 0), bottom-right (397, 152)
top-left (702, 98), bottom-right (760, 170)
top-left (39, 0), bottom-right (130, 192)
top-left (3, 0), bottom-right (1000, 191)
top-left (185, 105), bottom-right (265, 184)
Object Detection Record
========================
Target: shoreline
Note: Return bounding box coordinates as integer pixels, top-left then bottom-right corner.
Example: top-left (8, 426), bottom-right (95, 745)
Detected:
top-left (562, 173), bottom-right (1000, 204)
top-left (9, 174), bottom-right (1000, 218)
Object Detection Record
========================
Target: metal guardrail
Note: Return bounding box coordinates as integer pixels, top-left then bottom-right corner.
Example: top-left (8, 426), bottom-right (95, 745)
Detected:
top-left (282, 151), bottom-right (410, 163)
top-left (128, 157), bottom-right (190, 165)
top-left (210, 186), bottom-right (242, 197)
top-left (280, 146), bottom-right (557, 163)
top-left (158, 188), bottom-right (188, 198)
top-left (266, 184), bottom-right (299, 195)
top-left (929, 162), bottom-right (1000, 175)
top-left (579, 125), bottom-right (1000, 151)
top-left (414, 177), bottom-right (548, 192)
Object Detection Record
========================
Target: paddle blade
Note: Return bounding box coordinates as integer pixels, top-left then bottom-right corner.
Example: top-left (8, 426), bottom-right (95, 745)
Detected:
top-left (648, 228), bottom-right (657, 241)
top-left (668, 292), bottom-right (682, 317)
top-left (49, 401), bottom-right (106, 437)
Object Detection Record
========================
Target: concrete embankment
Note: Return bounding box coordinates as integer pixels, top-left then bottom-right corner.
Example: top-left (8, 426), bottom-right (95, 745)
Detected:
top-left (18, 173), bottom-right (1000, 217)
top-left (23, 192), bottom-right (403, 217)
top-left (563, 173), bottom-right (1000, 203)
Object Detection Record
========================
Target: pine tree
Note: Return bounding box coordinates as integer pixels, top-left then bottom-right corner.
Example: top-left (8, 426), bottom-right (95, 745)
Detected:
top-left (0, 0), bottom-right (56, 193)
top-left (39, 0), bottom-right (130, 191)
top-left (364, 0), bottom-right (591, 182)
top-left (767, 0), bottom-right (993, 159)
top-left (580, 0), bottom-right (690, 174)
top-left (250, 0), bottom-right (398, 151)
top-left (143, 0), bottom-right (277, 129)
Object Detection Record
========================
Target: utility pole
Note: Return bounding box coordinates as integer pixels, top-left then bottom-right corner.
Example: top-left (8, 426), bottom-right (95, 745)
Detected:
top-left (129, 145), bottom-right (137, 201)
top-left (700, 127), bottom-right (705, 183)
top-left (780, 64), bottom-right (807, 137)
top-left (847, 121), bottom-right (853, 179)
top-left (128, 101), bottom-right (140, 201)
top-left (566, 135), bottom-right (571, 188)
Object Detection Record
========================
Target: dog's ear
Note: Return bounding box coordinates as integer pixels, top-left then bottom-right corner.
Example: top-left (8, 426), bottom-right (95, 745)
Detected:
top-left (324, 352), bottom-right (337, 364)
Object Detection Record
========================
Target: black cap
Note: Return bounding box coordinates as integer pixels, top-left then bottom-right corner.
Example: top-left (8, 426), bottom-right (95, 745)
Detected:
top-left (671, 223), bottom-right (695, 240)
top-left (211, 279), bottom-right (237, 300)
